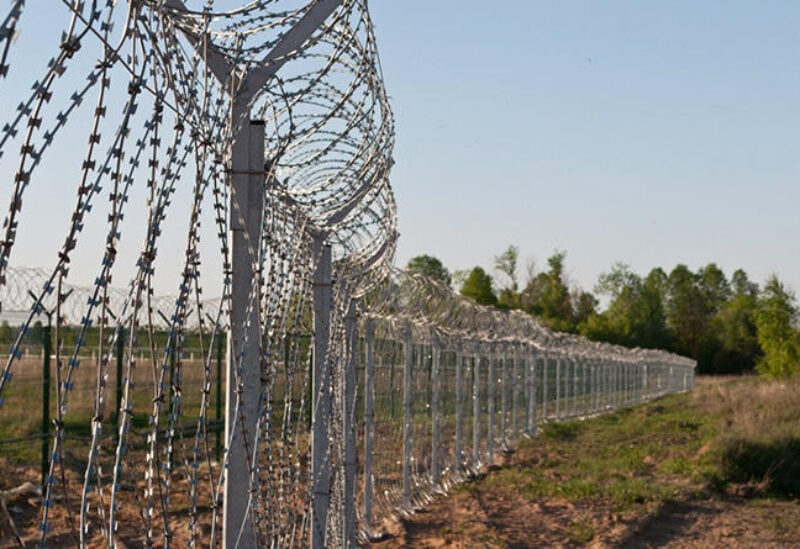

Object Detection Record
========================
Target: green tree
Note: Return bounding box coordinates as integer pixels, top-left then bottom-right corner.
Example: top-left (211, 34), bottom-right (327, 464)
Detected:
top-left (459, 267), bottom-right (497, 306)
top-left (581, 263), bottom-right (668, 349)
top-left (520, 251), bottom-right (574, 332)
top-left (572, 290), bottom-right (597, 328)
top-left (710, 269), bottom-right (760, 374)
top-left (0, 321), bottom-right (12, 344)
top-left (494, 245), bottom-right (520, 309)
top-left (406, 254), bottom-right (452, 286)
top-left (698, 263), bottom-right (731, 315)
top-left (754, 275), bottom-right (800, 378)
top-left (583, 262), bottom-right (642, 345)
top-left (640, 267), bottom-right (671, 349)
top-left (666, 264), bottom-right (715, 372)
top-left (30, 320), bottom-right (44, 344)
top-left (732, 268), bottom-right (758, 298)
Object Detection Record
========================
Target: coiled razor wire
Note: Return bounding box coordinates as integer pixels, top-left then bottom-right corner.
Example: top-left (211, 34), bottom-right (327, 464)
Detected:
top-left (0, 1), bottom-right (695, 547)
top-left (0, 1), bottom-right (394, 546)
top-left (353, 271), bottom-right (696, 540)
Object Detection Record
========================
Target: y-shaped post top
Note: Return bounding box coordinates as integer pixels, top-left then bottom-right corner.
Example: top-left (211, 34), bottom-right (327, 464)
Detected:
top-left (162, 0), bottom-right (344, 104)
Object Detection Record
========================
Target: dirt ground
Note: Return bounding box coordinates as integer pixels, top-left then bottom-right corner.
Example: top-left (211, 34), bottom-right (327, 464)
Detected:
top-left (370, 376), bottom-right (800, 549)
top-left (372, 473), bottom-right (800, 548)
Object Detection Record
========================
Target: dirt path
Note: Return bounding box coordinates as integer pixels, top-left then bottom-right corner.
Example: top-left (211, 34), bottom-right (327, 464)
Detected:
top-left (372, 470), bottom-right (800, 548)
top-left (371, 378), bottom-right (800, 548)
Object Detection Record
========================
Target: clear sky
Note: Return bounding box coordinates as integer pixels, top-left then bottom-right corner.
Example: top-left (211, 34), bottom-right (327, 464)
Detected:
top-left (369, 1), bottom-right (800, 294)
top-left (0, 1), bottom-right (798, 300)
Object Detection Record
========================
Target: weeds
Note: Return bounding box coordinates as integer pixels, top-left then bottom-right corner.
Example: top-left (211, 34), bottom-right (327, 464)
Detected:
top-left (478, 376), bottom-right (800, 522)
top-left (565, 519), bottom-right (596, 544)
top-left (719, 437), bottom-right (800, 498)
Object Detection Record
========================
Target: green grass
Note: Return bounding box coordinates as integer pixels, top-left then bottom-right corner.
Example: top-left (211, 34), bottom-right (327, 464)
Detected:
top-left (465, 375), bottom-right (800, 534)
top-left (565, 518), bottom-right (596, 544)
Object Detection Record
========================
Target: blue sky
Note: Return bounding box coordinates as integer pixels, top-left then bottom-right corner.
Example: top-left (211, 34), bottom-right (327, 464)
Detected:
top-left (369, 1), bottom-right (800, 293)
top-left (0, 1), bottom-right (798, 299)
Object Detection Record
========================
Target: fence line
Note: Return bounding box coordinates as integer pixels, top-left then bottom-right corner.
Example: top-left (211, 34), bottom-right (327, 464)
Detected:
top-left (348, 272), bottom-right (694, 540)
top-left (0, 2), bottom-right (695, 547)
top-left (0, 267), bottom-right (695, 547)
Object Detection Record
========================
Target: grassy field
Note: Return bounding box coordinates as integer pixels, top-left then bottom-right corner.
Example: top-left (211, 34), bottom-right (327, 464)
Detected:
top-left (374, 375), bottom-right (800, 547)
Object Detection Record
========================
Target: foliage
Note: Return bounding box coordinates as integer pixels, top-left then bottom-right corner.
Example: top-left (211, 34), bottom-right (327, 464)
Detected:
top-left (754, 275), bottom-right (800, 378)
top-left (459, 266), bottom-right (497, 306)
top-left (582, 264), bottom-right (670, 349)
top-left (520, 250), bottom-right (574, 332)
top-left (408, 246), bottom-right (798, 376)
top-left (571, 290), bottom-right (597, 329)
top-left (406, 254), bottom-right (452, 287)
top-left (0, 321), bottom-right (13, 344)
top-left (494, 245), bottom-right (520, 309)
top-left (665, 264), bottom-right (713, 365)
top-left (711, 272), bottom-right (760, 374)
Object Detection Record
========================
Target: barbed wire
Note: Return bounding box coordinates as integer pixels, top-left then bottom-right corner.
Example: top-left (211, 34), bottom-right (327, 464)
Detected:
top-left (0, 1), bottom-right (695, 547)
top-left (0, 1), bottom-right (394, 546)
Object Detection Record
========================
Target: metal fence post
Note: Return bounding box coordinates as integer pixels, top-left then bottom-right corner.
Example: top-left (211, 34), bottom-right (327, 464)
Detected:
top-left (115, 329), bottom-right (124, 434)
top-left (500, 343), bottom-right (508, 449)
top-left (472, 341), bottom-right (481, 468)
top-left (571, 356), bottom-right (577, 417)
top-left (431, 330), bottom-right (441, 485)
top-left (344, 300), bottom-right (358, 547)
top-left (612, 360), bottom-right (617, 409)
top-left (363, 318), bottom-right (375, 539)
top-left (215, 330), bottom-right (223, 461)
top-left (529, 346), bottom-right (537, 437)
top-left (41, 317), bottom-right (52, 494)
top-left (586, 358), bottom-right (592, 414)
top-left (609, 360), bottom-right (614, 409)
top-left (600, 359), bottom-right (606, 411)
top-left (555, 356), bottom-right (561, 420)
top-left (455, 340), bottom-right (464, 475)
top-left (541, 353), bottom-right (548, 422)
top-left (643, 363), bottom-right (648, 401)
top-left (625, 362), bottom-right (630, 406)
top-left (610, 360), bottom-right (616, 410)
top-left (403, 324), bottom-right (413, 509)
top-left (224, 118), bottom-right (264, 549)
top-left (587, 358), bottom-right (598, 414)
top-left (523, 345), bottom-right (530, 435)
top-left (487, 343), bottom-right (495, 463)
top-left (311, 240), bottom-right (332, 549)
top-left (669, 366), bottom-right (674, 393)
top-left (512, 344), bottom-right (519, 438)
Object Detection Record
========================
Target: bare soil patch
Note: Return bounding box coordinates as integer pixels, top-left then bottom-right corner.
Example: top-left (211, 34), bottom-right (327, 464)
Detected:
top-left (372, 377), bottom-right (800, 547)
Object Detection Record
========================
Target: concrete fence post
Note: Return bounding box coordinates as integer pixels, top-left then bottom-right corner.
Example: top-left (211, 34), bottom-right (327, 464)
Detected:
top-left (431, 330), bottom-right (441, 484)
top-left (343, 300), bottom-right (358, 547)
top-left (362, 318), bottom-right (375, 538)
top-left (402, 324), bottom-right (413, 509)
top-left (472, 341), bottom-right (481, 468)
top-left (455, 340), bottom-right (464, 475)
top-left (487, 343), bottom-right (495, 463)
top-left (311, 239), bottom-right (332, 549)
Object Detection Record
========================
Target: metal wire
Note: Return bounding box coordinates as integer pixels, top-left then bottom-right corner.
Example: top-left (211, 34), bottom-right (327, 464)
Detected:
top-left (0, 2), bottom-right (694, 547)
top-left (356, 270), bottom-right (696, 539)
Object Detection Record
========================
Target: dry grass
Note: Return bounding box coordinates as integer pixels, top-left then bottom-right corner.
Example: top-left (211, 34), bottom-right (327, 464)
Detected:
top-left (374, 375), bottom-right (800, 547)
top-left (695, 376), bottom-right (800, 497)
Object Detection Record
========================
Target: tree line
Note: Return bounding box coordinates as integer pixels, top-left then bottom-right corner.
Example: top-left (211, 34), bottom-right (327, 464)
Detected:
top-left (406, 248), bottom-right (800, 378)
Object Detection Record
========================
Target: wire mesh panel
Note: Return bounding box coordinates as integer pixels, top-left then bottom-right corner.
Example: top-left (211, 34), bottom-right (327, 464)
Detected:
top-left (436, 346), bottom-right (460, 489)
top-left (355, 272), bottom-right (697, 541)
